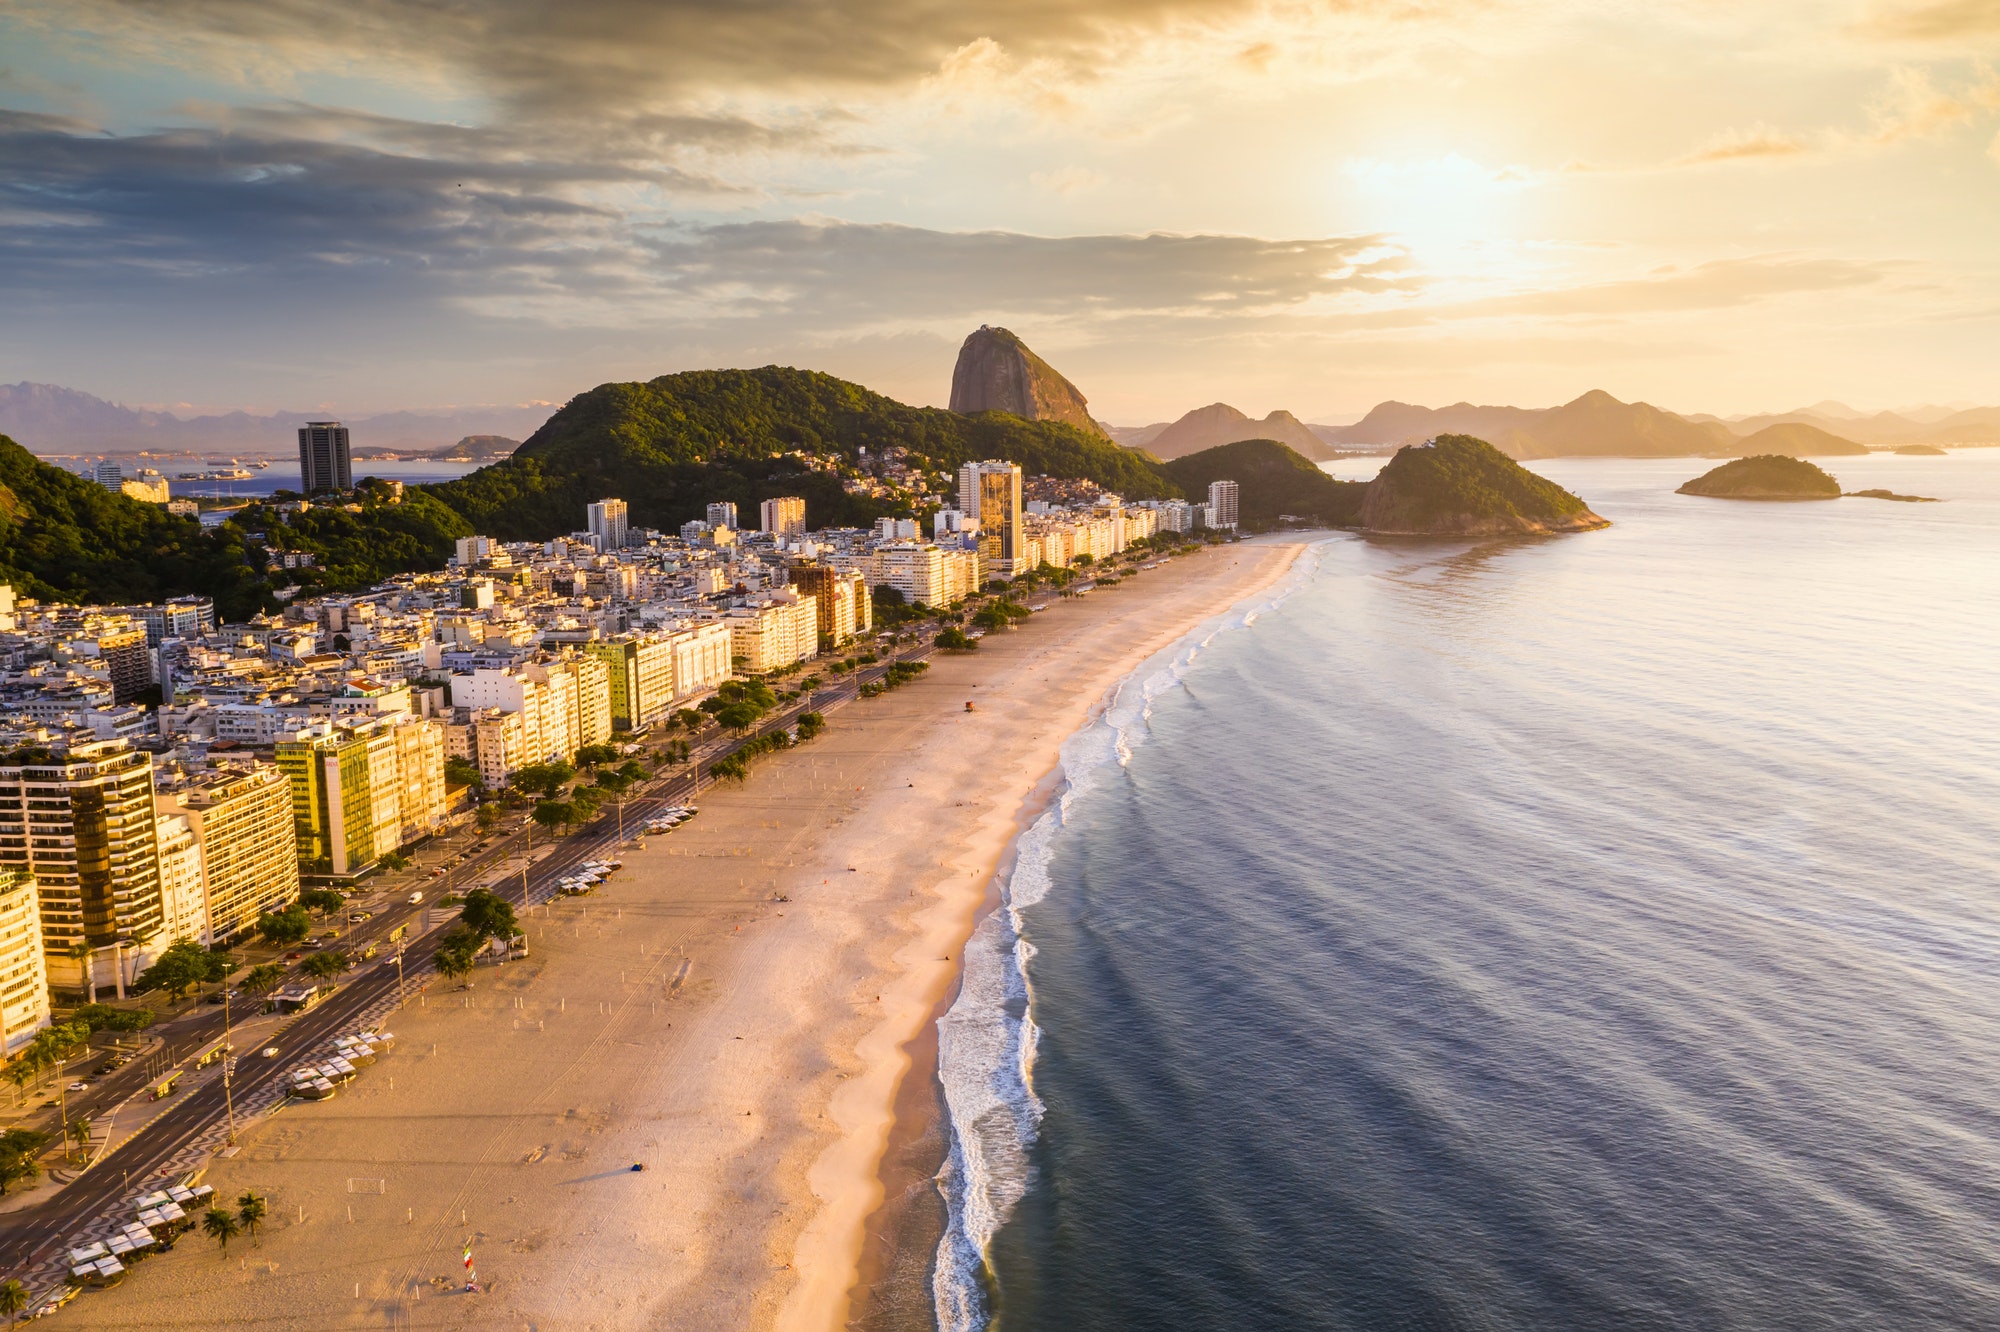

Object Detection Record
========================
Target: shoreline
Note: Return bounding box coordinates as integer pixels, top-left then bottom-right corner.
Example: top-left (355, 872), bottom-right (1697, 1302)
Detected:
top-left (839, 533), bottom-right (1325, 1332)
top-left (71, 536), bottom-right (1318, 1332)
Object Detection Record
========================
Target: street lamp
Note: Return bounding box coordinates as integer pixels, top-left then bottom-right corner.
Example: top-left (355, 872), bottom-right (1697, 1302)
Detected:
top-left (221, 985), bottom-right (236, 1145)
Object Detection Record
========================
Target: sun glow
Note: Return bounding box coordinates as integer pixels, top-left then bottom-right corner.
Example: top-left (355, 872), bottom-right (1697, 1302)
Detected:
top-left (1341, 153), bottom-right (1535, 275)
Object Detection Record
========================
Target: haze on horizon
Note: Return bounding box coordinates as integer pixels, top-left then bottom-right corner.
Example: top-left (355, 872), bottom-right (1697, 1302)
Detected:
top-left (2, 0), bottom-right (1997, 423)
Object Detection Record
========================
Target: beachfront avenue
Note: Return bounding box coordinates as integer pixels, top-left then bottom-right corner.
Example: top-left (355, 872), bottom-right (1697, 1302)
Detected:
top-left (0, 535), bottom-right (1220, 1314)
top-left (0, 629), bottom-right (938, 1303)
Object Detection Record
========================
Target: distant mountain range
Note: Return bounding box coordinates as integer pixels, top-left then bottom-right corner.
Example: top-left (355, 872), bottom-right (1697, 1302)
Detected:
top-left (1108, 403), bottom-right (1336, 461)
top-left (0, 382), bottom-right (555, 455)
top-left (1108, 391), bottom-right (2000, 462)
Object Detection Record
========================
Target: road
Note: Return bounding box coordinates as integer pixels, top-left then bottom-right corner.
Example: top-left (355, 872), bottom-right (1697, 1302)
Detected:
top-left (0, 641), bottom-right (931, 1274)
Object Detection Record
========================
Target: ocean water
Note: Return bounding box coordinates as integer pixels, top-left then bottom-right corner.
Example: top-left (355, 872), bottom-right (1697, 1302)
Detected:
top-left (163, 459), bottom-right (481, 501)
top-left (934, 451), bottom-right (2000, 1331)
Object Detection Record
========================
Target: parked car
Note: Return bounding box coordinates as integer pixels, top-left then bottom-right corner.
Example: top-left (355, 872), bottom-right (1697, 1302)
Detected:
top-left (66, 1081), bottom-right (87, 1093)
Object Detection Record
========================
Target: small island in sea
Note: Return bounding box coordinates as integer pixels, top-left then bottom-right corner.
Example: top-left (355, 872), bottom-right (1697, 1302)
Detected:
top-left (1359, 433), bottom-right (1609, 535)
top-left (1893, 444), bottom-right (1948, 456)
top-left (1847, 488), bottom-right (1940, 503)
top-left (1677, 454), bottom-right (1841, 500)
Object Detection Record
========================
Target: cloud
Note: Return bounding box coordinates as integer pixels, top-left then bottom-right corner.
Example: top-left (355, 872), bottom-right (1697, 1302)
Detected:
top-left (18, 0), bottom-right (1307, 117)
top-left (1863, 64), bottom-right (2000, 143)
top-left (1866, 0), bottom-right (2000, 39)
top-left (1321, 255), bottom-right (1900, 332)
top-left (1674, 125), bottom-right (1814, 166)
top-left (0, 108), bottom-right (1412, 334)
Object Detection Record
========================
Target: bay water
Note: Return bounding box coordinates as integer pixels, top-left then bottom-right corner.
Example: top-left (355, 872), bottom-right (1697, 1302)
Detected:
top-left (936, 452), bottom-right (2000, 1330)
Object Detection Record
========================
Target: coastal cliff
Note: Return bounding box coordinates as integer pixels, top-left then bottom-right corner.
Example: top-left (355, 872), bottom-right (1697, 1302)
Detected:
top-left (1359, 434), bottom-right (1608, 535)
top-left (1677, 455), bottom-right (1841, 500)
top-left (948, 326), bottom-right (1109, 439)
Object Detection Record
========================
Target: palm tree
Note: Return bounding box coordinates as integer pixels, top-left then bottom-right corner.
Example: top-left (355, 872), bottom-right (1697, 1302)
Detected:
top-left (238, 1191), bottom-right (267, 1245)
top-left (0, 1277), bottom-right (28, 1326)
top-left (202, 1206), bottom-right (241, 1256)
top-left (66, 1116), bottom-right (90, 1165)
top-left (66, 941), bottom-right (94, 1005)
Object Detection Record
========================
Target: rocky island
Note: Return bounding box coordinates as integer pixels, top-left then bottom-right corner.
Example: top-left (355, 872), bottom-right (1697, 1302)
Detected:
top-left (1358, 433), bottom-right (1609, 535)
top-left (1893, 444), bottom-right (1948, 456)
top-left (1677, 455), bottom-right (1842, 500)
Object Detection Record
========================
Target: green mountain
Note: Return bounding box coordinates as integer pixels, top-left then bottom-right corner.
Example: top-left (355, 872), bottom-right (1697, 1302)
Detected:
top-left (1161, 438), bottom-right (1364, 527)
top-left (0, 436), bottom-right (270, 618)
top-left (427, 367), bottom-right (1173, 539)
top-left (1676, 455), bottom-right (1841, 500)
top-left (1359, 434), bottom-right (1608, 535)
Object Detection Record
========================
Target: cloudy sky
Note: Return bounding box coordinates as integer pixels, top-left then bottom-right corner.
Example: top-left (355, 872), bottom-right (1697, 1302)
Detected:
top-left (3, 0), bottom-right (1997, 422)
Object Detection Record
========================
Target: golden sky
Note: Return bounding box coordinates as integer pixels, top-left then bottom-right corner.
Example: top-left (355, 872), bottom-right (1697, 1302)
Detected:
top-left (2, 0), bottom-right (1996, 420)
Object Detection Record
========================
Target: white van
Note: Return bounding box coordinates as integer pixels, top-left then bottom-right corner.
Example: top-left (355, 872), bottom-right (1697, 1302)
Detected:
top-left (407, 891), bottom-right (423, 905)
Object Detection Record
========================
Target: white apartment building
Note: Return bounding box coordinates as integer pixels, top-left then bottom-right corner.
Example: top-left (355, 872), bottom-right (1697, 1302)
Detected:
top-left (0, 870), bottom-right (48, 1057)
top-left (760, 496), bottom-right (807, 537)
top-left (587, 498), bottom-right (630, 550)
top-left (1208, 480), bottom-right (1240, 529)
top-left (724, 594), bottom-right (819, 674)
top-left (159, 764), bottom-right (300, 945)
top-left (706, 502), bottom-right (739, 531)
top-left (668, 620), bottom-right (733, 702)
top-left (868, 543), bottom-right (981, 607)
top-left (155, 813), bottom-right (209, 946)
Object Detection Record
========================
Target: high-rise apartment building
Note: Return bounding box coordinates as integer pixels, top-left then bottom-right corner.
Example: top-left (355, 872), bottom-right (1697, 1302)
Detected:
top-left (450, 656), bottom-right (613, 770)
top-left (92, 459), bottom-right (123, 489)
top-left (0, 871), bottom-right (49, 1057)
top-left (159, 765), bottom-right (301, 944)
top-left (118, 596), bottom-right (215, 647)
top-left (668, 621), bottom-right (733, 703)
top-left (297, 421), bottom-right (353, 494)
top-left (585, 633), bottom-right (678, 730)
top-left (275, 717), bottom-right (446, 877)
top-left (958, 461), bottom-right (1023, 576)
top-left (95, 626), bottom-right (152, 703)
top-left (724, 594), bottom-right (819, 674)
top-left (587, 498), bottom-right (629, 550)
top-left (760, 496), bottom-right (806, 537)
top-left (706, 501), bottom-right (739, 531)
top-left (868, 542), bottom-right (982, 607)
top-left (1207, 479), bottom-right (1240, 530)
top-left (455, 535), bottom-right (496, 565)
top-left (0, 740), bottom-right (164, 994)
top-left (154, 814), bottom-right (208, 946)
top-left (789, 563), bottom-right (870, 649)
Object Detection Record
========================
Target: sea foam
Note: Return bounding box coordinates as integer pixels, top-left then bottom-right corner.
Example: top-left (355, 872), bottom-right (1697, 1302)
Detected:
top-left (932, 540), bottom-right (1333, 1332)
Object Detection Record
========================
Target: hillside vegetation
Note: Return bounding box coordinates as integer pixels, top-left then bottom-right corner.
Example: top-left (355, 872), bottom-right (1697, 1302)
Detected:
top-left (427, 367), bottom-right (1174, 539)
top-left (1676, 455), bottom-right (1841, 499)
top-left (1161, 439), bottom-right (1364, 527)
top-left (0, 436), bottom-right (271, 618)
top-left (1359, 434), bottom-right (1607, 535)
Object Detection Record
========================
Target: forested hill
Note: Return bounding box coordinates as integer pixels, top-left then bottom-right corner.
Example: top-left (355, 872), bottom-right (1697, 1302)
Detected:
top-left (1, 369), bottom-right (1322, 612)
top-left (0, 436), bottom-right (271, 619)
top-left (425, 367), bottom-right (1176, 539)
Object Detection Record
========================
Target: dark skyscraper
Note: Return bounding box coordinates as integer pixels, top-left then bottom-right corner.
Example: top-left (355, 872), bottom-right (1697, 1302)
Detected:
top-left (297, 421), bottom-right (352, 494)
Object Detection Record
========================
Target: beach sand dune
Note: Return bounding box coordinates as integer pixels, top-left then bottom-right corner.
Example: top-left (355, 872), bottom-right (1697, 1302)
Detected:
top-left (80, 537), bottom-right (1310, 1331)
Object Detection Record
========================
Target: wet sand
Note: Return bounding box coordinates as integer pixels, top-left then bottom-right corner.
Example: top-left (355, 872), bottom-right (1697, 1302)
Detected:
top-left (77, 537), bottom-right (1312, 1331)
